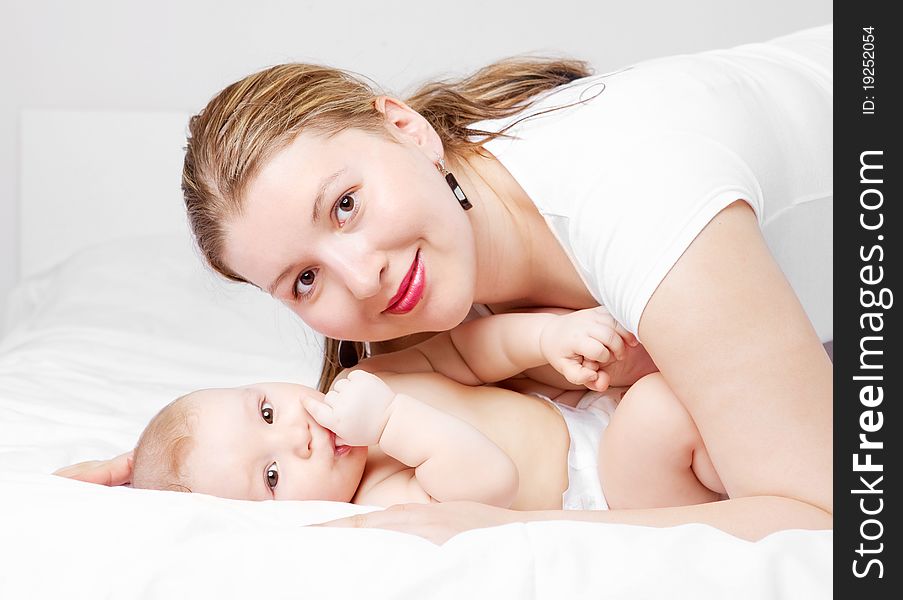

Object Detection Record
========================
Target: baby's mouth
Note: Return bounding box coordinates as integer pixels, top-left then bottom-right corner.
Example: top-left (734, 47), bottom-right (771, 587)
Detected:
top-left (329, 430), bottom-right (351, 457)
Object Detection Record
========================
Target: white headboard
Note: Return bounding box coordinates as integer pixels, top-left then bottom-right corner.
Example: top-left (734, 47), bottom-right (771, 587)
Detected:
top-left (19, 109), bottom-right (194, 278)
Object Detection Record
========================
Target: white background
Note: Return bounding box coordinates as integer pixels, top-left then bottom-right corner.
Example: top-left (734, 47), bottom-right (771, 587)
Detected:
top-left (0, 0), bottom-right (832, 324)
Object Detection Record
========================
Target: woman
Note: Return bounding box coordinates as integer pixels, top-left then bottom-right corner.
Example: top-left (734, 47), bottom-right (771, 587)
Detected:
top-left (59, 25), bottom-right (832, 542)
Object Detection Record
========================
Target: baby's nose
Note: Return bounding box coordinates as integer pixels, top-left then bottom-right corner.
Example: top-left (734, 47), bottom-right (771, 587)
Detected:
top-left (292, 421), bottom-right (313, 459)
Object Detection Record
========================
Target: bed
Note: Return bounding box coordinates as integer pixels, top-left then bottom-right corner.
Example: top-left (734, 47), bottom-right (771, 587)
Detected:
top-left (0, 110), bottom-right (832, 598)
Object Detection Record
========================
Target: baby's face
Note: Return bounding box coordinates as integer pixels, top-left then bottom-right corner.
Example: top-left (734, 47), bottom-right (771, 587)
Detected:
top-left (181, 382), bottom-right (367, 501)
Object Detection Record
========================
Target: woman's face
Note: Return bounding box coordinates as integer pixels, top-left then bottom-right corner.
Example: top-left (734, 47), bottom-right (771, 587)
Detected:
top-left (222, 114), bottom-right (477, 342)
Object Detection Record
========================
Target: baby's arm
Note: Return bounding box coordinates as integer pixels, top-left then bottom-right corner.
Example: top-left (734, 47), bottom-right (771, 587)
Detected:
top-left (448, 306), bottom-right (636, 390)
top-left (379, 388), bottom-right (518, 507)
top-left (354, 307), bottom-right (636, 391)
top-left (305, 371), bottom-right (518, 507)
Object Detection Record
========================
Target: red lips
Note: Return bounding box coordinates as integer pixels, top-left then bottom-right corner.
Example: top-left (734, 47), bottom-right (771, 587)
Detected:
top-left (384, 251), bottom-right (425, 314)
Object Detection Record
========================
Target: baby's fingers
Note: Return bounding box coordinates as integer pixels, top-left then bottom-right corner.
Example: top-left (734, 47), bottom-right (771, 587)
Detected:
top-left (302, 395), bottom-right (337, 430)
top-left (591, 325), bottom-right (628, 361)
top-left (560, 359), bottom-right (599, 386)
top-left (615, 323), bottom-right (639, 347)
top-left (347, 369), bottom-right (380, 383)
top-left (582, 359), bottom-right (601, 371)
top-left (578, 337), bottom-right (613, 364)
top-left (583, 369), bottom-right (611, 392)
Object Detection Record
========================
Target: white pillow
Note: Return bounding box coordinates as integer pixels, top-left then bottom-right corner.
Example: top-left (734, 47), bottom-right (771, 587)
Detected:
top-left (5, 233), bottom-right (322, 365)
top-left (0, 234), bottom-right (325, 473)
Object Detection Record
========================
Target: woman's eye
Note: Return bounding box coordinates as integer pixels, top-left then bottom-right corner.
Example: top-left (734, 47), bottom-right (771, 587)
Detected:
top-left (294, 269), bottom-right (317, 298)
top-left (334, 193), bottom-right (357, 226)
top-left (260, 400), bottom-right (275, 424)
top-left (265, 462), bottom-right (279, 489)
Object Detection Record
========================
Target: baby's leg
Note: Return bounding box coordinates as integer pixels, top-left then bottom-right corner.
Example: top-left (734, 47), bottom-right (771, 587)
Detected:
top-left (598, 373), bottom-right (725, 510)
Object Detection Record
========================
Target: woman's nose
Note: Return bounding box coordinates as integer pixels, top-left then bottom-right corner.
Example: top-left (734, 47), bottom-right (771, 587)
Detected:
top-left (328, 243), bottom-right (387, 300)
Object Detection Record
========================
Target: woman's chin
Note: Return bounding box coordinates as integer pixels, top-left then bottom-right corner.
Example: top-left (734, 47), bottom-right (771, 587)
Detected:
top-left (419, 295), bottom-right (474, 332)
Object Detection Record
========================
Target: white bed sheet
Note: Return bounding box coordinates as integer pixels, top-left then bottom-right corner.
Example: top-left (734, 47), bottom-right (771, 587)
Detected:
top-left (0, 236), bottom-right (832, 599)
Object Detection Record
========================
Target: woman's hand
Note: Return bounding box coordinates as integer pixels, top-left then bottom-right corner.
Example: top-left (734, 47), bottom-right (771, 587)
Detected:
top-left (317, 501), bottom-right (519, 545)
top-left (52, 450), bottom-right (134, 486)
top-left (317, 496), bottom-right (831, 543)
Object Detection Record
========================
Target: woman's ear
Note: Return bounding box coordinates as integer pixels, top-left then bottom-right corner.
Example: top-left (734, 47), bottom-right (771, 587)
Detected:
top-left (373, 95), bottom-right (443, 156)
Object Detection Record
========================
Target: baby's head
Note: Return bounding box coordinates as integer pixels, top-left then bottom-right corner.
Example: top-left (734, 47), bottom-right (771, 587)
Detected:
top-left (131, 382), bottom-right (367, 501)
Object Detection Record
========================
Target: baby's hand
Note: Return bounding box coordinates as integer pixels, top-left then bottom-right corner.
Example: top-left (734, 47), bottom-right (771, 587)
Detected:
top-left (302, 370), bottom-right (396, 447)
top-left (539, 306), bottom-right (638, 392)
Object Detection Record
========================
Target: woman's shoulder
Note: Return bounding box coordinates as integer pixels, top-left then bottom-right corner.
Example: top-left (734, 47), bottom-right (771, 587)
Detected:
top-left (474, 29), bottom-right (832, 165)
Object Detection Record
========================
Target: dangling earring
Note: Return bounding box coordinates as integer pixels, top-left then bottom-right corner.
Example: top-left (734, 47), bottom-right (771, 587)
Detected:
top-left (436, 155), bottom-right (473, 210)
top-left (337, 340), bottom-right (371, 369)
top-left (337, 340), bottom-right (359, 369)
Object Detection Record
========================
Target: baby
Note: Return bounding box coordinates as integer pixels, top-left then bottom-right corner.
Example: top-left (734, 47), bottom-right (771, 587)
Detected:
top-left (127, 307), bottom-right (726, 511)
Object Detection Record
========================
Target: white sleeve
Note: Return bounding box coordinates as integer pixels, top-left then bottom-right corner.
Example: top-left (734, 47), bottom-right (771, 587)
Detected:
top-left (568, 132), bottom-right (764, 338)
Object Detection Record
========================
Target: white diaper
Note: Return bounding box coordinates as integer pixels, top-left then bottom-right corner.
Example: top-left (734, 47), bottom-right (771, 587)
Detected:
top-left (532, 389), bottom-right (623, 510)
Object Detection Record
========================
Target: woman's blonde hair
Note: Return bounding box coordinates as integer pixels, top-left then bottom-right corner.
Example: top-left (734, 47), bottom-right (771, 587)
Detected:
top-left (182, 57), bottom-right (593, 392)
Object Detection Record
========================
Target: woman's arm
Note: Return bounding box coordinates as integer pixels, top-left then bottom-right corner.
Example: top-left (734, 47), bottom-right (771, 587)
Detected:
top-left (319, 201), bottom-right (832, 542)
top-left (637, 200), bottom-right (832, 517)
top-left (320, 496), bottom-right (830, 544)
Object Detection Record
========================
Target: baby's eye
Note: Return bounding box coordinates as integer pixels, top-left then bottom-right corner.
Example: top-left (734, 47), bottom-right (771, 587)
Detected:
top-left (260, 400), bottom-right (275, 424)
top-left (334, 193), bottom-right (357, 226)
top-left (265, 461), bottom-right (279, 489)
top-left (294, 269), bottom-right (317, 299)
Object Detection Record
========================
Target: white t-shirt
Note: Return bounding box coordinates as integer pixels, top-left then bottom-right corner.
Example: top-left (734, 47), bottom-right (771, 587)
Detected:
top-left (473, 24), bottom-right (833, 342)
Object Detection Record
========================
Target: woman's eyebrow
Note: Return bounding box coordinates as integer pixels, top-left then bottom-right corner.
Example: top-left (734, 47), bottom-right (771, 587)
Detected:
top-left (265, 168), bottom-right (345, 296)
top-left (310, 168), bottom-right (346, 223)
top-left (267, 265), bottom-right (296, 296)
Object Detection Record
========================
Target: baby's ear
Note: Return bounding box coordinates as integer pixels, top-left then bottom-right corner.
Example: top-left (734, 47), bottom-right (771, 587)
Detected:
top-left (165, 483), bottom-right (192, 493)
